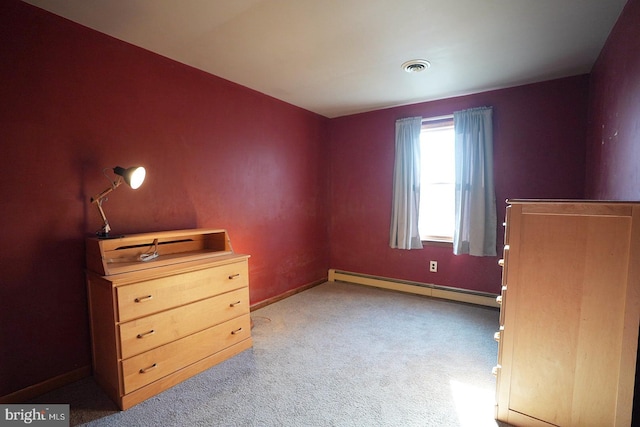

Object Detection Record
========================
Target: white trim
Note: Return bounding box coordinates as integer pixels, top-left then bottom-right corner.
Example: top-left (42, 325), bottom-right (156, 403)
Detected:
top-left (422, 114), bottom-right (454, 123)
top-left (328, 269), bottom-right (499, 308)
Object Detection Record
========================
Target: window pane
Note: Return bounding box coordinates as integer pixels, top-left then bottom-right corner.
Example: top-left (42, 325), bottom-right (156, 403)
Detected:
top-left (419, 123), bottom-right (455, 241)
top-left (419, 183), bottom-right (455, 239)
top-left (421, 127), bottom-right (454, 183)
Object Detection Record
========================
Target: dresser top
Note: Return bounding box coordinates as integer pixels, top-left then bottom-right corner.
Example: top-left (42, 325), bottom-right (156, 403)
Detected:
top-left (86, 228), bottom-right (246, 276)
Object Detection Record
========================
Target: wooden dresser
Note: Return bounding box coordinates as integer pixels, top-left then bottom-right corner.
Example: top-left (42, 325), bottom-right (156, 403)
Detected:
top-left (85, 229), bottom-right (252, 410)
top-left (494, 200), bottom-right (640, 426)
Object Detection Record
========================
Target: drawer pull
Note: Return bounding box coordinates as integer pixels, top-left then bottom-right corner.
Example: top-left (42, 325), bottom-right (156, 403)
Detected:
top-left (230, 300), bottom-right (242, 307)
top-left (231, 327), bottom-right (243, 335)
top-left (492, 365), bottom-right (501, 376)
top-left (498, 259), bottom-right (504, 267)
top-left (496, 295), bottom-right (502, 305)
top-left (137, 329), bottom-right (155, 339)
top-left (134, 295), bottom-right (153, 303)
top-left (228, 273), bottom-right (240, 280)
top-left (494, 331), bottom-right (501, 342)
top-left (139, 363), bottom-right (157, 374)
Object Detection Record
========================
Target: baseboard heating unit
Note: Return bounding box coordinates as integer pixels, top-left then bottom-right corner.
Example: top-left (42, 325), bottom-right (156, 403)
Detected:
top-left (328, 269), bottom-right (499, 308)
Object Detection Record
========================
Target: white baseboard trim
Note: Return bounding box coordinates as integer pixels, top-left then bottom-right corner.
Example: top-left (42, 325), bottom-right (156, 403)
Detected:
top-left (328, 269), bottom-right (499, 308)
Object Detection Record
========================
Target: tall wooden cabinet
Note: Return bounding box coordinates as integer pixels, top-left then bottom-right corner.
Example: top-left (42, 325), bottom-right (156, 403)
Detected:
top-left (85, 229), bottom-right (252, 410)
top-left (495, 200), bottom-right (640, 426)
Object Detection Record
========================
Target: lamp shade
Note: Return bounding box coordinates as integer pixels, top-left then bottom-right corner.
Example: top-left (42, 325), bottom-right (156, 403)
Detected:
top-left (113, 166), bottom-right (146, 189)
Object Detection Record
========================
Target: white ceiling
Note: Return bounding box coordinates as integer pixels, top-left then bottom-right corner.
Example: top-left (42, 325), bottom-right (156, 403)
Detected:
top-left (22, 0), bottom-right (627, 118)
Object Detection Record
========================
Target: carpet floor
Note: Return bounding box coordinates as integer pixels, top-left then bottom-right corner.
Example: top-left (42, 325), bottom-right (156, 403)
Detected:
top-left (32, 281), bottom-right (502, 426)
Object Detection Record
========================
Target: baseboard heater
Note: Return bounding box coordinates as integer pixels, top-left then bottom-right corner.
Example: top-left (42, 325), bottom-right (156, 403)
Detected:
top-left (328, 269), bottom-right (499, 308)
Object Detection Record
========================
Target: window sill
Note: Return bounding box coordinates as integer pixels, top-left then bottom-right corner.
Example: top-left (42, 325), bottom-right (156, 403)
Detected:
top-left (421, 239), bottom-right (453, 248)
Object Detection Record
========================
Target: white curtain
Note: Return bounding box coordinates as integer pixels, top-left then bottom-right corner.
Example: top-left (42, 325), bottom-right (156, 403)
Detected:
top-left (453, 107), bottom-right (497, 256)
top-left (390, 117), bottom-right (423, 250)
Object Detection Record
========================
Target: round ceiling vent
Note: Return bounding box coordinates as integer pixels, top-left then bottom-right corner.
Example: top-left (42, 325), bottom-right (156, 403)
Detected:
top-left (402, 59), bottom-right (431, 73)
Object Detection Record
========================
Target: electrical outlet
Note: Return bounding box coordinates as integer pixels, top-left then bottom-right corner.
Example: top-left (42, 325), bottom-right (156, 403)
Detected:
top-left (429, 260), bottom-right (438, 272)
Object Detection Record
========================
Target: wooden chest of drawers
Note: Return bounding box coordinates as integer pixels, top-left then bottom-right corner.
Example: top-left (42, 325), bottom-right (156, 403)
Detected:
top-left (494, 201), bottom-right (640, 426)
top-left (86, 229), bottom-right (252, 410)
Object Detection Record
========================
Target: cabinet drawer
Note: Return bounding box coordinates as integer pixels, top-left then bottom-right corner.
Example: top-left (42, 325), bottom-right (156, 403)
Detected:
top-left (119, 286), bottom-right (249, 359)
top-left (116, 261), bottom-right (248, 322)
top-left (121, 313), bottom-right (251, 394)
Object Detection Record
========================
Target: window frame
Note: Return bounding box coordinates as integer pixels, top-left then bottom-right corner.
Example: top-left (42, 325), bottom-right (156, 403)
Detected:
top-left (419, 115), bottom-right (455, 245)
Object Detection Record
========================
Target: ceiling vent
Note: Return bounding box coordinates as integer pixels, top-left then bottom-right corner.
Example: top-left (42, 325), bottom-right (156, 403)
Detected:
top-left (402, 59), bottom-right (431, 73)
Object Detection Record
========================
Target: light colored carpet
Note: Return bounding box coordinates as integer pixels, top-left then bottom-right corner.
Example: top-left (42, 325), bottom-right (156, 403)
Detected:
top-left (32, 281), bottom-right (502, 426)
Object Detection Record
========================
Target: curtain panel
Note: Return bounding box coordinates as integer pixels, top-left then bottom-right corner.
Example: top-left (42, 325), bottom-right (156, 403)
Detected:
top-left (453, 107), bottom-right (497, 256)
top-left (390, 117), bottom-right (423, 250)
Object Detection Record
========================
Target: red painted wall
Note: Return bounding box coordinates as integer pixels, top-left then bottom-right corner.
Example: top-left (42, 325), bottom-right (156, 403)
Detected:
top-left (585, 0), bottom-right (640, 200)
top-left (0, 1), bottom-right (329, 397)
top-left (328, 76), bottom-right (589, 294)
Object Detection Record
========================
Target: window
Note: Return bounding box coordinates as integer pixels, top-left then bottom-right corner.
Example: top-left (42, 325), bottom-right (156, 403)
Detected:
top-left (418, 116), bottom-right (455, 242)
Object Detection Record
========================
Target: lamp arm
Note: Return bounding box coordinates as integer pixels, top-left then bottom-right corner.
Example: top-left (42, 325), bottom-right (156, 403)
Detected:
top-left (90, 177), bottom-right (122, 204)
top-left (90, 177), bottom-right (123, 237)
top-left (94, 198), bottom-right (111, 236)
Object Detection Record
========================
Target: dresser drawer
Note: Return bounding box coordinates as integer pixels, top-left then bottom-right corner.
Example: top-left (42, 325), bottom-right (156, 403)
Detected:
top-left (119, 286), bottom-right (249, 359)
top-left (121, 313), bottom-right (251, 394)
top-left (116, 260), bottom-right (248, 322)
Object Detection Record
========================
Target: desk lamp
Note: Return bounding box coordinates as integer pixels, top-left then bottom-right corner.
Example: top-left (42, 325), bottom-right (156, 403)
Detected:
top-left (91, 166), bottom-right (146, 238)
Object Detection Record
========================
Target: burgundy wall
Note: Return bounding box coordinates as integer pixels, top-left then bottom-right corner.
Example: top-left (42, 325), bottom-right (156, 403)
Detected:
top-left (0, 1), bottom-right (329, 397)
top-left (585, 0), bottom-right (640, 200)
top-left (328, 76), bottom-right (589, 294)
